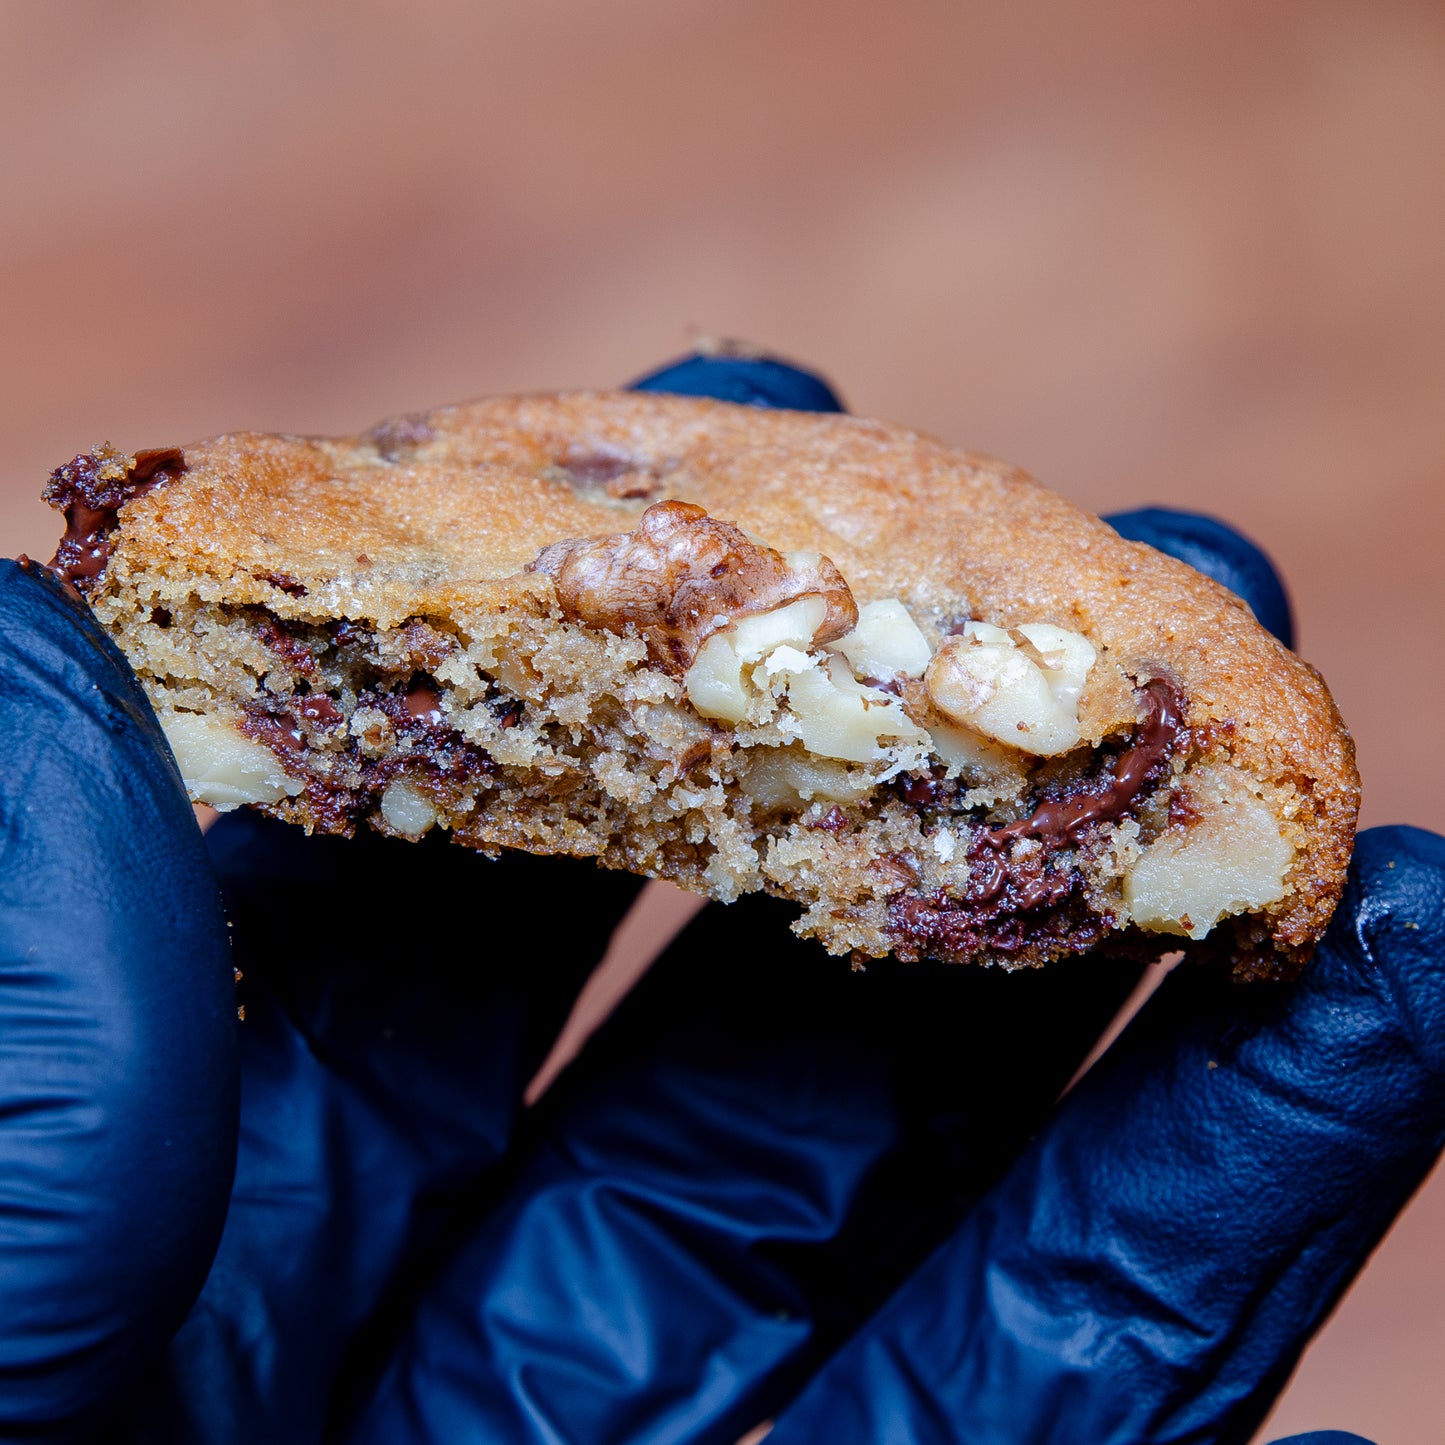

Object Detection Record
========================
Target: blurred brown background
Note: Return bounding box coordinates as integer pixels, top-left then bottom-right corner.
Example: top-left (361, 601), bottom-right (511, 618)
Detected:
top-left (3, 1), bottom-right (1443, 1438)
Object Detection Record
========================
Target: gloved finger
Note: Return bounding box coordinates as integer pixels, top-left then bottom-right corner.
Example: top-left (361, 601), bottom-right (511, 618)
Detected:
top-left (338, 888), bottom-right (1146, 1445)
top-left (339, 368), bottom-right (1320, 1441)
top-left (132, 813), bottom-right (645, 1444)
top-left (1105, 508), bottom-right (1294, 649)
top-left (132, 348), bottom-right (843, 1441)
top-left (629, 350), bottom-right (846, 411)
top-left (764, 827), bottom-right (1445, 1445)
top-left (1268, 1434), bottom-right (1379, 1445)
top-left (0, 561), bottom-right (237, 1440)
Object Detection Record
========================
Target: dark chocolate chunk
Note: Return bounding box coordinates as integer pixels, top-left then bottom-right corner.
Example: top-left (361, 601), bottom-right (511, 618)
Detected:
top-left (240, 710), bottom-right (305, 755)
top-left (257, 616), bottom-right (320, 677)
top-left (489, 696), bottom-right (525, 729)
top-left (982, 678), bottom-right (1183, 850)
top-left (806, 804), bottom-right (850, 833)
top-left (558, 449), bottom-right (636, 485)
top-left (238, 667), bottom-right (496, 838)
top-left (295, 693), bottom-right (343, 727)
top-left (898, 768), bottom-right (949, 807)
top-left (886, 679), bottom-right (1185, 965)
top-left (555, 445), bottom-right (669, 501)
top-left (262, 571), bottom-right (308, 597)
top-left (357, 678), bottom-right (496, 779)
top-left (367, 414), bottom-right (435, 462)
top-left (43, 445), bottom-right (186, 591)
top-left (401, 679), bottom-right (444, 721)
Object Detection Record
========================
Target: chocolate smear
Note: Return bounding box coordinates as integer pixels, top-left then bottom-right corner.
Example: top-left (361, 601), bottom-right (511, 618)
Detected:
top-left (44, 445), bottom-right (186, 591)
top-left (262, 571), bottom-right (308, 597)
top-left (982, 678), bottom-right (1184, 851)
top-left (367, 414), bottom-right (434, 462)
top-left (887, 678), bottom-right (1184, 964)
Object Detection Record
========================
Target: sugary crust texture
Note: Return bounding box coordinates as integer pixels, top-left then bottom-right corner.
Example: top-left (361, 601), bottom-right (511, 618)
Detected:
top-left (77, 392), bottom-right (1358, 968)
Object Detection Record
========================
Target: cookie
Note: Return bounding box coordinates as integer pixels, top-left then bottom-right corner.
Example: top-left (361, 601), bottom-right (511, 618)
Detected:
top-left (42, 392), bottom-right (1359, 976)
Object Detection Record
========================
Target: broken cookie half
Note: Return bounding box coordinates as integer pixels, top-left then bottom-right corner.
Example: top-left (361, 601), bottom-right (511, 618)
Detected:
top-left (42, 392), bottom-right (1359, 977)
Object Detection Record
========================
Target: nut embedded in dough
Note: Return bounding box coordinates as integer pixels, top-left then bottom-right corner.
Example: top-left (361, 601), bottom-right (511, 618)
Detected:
top-left (529, 499), bottom-right (858, 674)
top-left (924, 621), bottom-right (1095, 756)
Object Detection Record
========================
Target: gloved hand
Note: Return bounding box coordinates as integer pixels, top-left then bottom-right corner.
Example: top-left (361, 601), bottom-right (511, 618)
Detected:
top-left (1, 356), bottom-right (1437, 1445)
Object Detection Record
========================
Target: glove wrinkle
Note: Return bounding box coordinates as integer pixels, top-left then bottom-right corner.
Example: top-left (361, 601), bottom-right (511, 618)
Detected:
top-left (763, 828), bottom-right (1445, 1444)
top-left (129, 814), bottom-right (644, 1444)
top-left (0, 561), bottom-right (237, 1441)
top-left (340, 889), bottom-right (1145, 1445)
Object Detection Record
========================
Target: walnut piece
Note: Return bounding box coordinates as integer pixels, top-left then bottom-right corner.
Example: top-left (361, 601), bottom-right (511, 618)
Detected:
top-left (1124, 764), bottom-right (1294, 938)
top-left (740, 746), bottom-right (873, 812)
top-left (529, 500), bottom-right (858, 674)
top-left (380, 779), bottom-right (439, 837)
top-left (826, 598), bottom-right (932, 681)
top-left (161, 712), bottom-right (305, 809)
top-left (923, 621), bottom-right (1096, 756)
top-left (683, 595), bottom-right (928, 765)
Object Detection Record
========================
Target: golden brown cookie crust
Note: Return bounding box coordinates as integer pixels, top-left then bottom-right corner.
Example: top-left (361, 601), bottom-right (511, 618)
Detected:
top-left (51, 392), bottom-right (1359, 974)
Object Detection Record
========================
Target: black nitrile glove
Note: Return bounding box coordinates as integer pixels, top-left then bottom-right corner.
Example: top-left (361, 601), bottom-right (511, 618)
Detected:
top-left (0, 354), bottom-right (1431, 1445)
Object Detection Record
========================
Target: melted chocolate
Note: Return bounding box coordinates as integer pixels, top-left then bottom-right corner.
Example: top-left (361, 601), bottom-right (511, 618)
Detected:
top-left (897, 768), bottom-right (949, 807)
top-left (983, 678), bottom-right (1183, 851)
top-left (489, 696), bottom-right (524, 729)
top-left (292, 778), bottom-right (367, 836)
top-left (44, 446), bottom-right (186, 590)
top-left (241, 670), bottom-right (496, 835)
top-left (262, 571), bottom-right (308, 597)
top-left (330, 619), bottom-right (364, 649)
top-left (365, 679), bottom-right (495, 773)
top-left (557, 446), bottom-right (666, 500)
top-left (559, 449), bottom-right (635, 485)
top-left (887, 678), bottom-right (1185, 964)
top-left (400, 679), bottom-right (444, 722)
top-left (295, 693), bottom-right (342, 727)
top-left (367, 414), bottom-right (435, 462)
top-left (806, 804), bottom-right (850, 833)
top-left (888, 862), bottom-right (1113, 963)
top-left (257, 616), bottom-right (320, 677)
top-left (241, 711), bottom-right (305, 755)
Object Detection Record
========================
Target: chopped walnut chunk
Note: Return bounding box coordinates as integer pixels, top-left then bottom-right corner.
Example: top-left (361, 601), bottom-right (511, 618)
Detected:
top-left (924, 620), bottom-right (1096, 757)
top-left (528, 500), bottom-right (857, 674)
